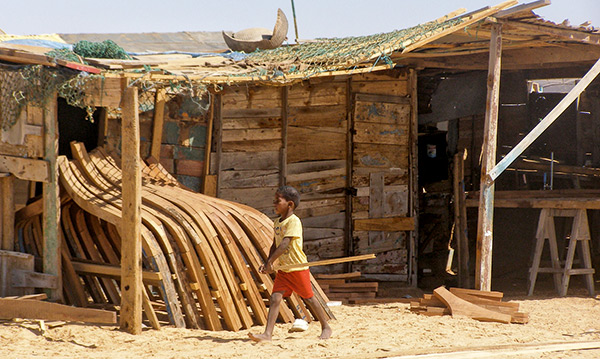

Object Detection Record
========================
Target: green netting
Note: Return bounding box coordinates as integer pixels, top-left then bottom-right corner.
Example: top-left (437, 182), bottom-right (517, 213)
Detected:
top-left (72, 40), bottom-right (131, 60)
top-left (240, 16), bottom-right (466, 78)
top-left (0, 64), bottom-right (212, 131)
top-left (0, 65), bottom-right (106, 130)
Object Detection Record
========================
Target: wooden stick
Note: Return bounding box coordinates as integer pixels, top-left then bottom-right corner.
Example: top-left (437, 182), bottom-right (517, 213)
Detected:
top-left (275, 254), bottom-right (375, 272)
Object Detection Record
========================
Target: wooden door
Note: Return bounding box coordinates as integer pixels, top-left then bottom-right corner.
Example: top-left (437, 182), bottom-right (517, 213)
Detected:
top-left (351, 93), bottom-right (415, 280)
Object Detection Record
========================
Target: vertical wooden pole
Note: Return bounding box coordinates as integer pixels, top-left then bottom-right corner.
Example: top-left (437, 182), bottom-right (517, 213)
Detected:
top-left (120, 85), bottom-right (142, 334)
top-left (214, 93), bottom-right (223, 198)
top-left (453, 150), bottom-right (470, 288)
top-left (345, 78), bottom-right (354, 269)
top-left (150, 88), bottom-right (166, 160)
top-left (202, 95), bottom-right (214, 193)
top-left (280, 87), bottom-right (289, 187)
top-left (408, 68), bottom-right (419, 286)
top-left (0, 173), bottom-right (14, 251)
top-left (97, 107), bottom-right (108, 148)
top-left (475, 22), bottom-right (503, 291)
top-left (43, 92), bottom-right (62, 301)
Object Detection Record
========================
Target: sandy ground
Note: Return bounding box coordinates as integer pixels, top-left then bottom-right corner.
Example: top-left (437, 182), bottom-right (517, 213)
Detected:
top-left (1, 287), bottom-right (600, 359)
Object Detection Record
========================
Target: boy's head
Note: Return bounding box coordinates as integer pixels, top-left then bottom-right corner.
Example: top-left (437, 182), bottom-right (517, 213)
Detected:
top-left (275, 185), bottom-right (300, 210)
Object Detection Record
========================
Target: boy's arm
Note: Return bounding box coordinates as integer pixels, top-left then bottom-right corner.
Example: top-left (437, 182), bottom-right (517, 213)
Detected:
top-left (260, 237), bottom-right (291, 274)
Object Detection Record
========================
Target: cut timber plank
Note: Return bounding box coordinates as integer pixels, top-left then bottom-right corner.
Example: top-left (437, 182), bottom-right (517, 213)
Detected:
top-left (275, 254), bottom-right (375, 271)
top-left (314, 272), bottom-right (362, 280)
top-left (433, 286), bottom-right (511, 324)
top-left (353, 217), bottom-right (415, 231)
top-left (449, 287), bottom-right (503, 301)
top-left (70, 260), bottom-right (162, 283)
top-left (349, 298), bottom-right (414, 304)
top-left (10, 269), bottom-right (58, 289)
top-left (0, 298), bottom-right (116, 324)
top-left (0, 155), bottom-right (49, 182)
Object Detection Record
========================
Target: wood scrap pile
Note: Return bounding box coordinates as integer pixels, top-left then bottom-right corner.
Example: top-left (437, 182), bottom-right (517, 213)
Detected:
top-left (315, 272), bottom-right (379, 303)
top-left (14, 142), bottom-right (332, 331)
top-left (409, 286), bottom-right (528, 324)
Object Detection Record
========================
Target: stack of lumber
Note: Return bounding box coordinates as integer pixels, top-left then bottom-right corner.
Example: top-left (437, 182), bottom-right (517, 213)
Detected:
top-left (14, 142), bottom-right (332, 331)
top-left (409, 286), bottom-right (528, 324)
top-left (315, 272), bottom-right (379, 303)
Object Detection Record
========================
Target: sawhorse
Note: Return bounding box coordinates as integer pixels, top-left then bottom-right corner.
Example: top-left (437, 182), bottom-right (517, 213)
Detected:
top-left (528, 208), bottom-right (595, 297)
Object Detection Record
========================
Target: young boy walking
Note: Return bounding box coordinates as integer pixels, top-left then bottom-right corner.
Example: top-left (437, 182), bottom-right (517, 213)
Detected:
top-left (249, 185), bottom-right (332, 342)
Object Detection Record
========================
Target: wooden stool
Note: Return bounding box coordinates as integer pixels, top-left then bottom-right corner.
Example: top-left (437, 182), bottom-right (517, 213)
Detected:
top-left (528, 208), bottom-right (595, 297)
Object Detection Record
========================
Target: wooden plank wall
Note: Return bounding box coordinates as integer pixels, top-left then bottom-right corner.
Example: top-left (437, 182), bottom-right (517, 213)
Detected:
top-left (287, 78), bottom-right (348, 270)
top-left (217, 85), bottom-right (282, 213)
top-left (101, 70), bottom-right (417, 280)
top-left (350, 71), bottom-right (411, 280)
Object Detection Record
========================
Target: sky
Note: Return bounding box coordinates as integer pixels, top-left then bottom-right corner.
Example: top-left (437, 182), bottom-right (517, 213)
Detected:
top-left (1, 0), bottom-right (599, 40)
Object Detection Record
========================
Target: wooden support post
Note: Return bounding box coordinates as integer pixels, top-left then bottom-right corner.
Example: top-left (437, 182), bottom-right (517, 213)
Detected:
top-left (201, 94), bottom-right (214, 194)
top-left (120, 85), bottom-right (142, 334)
top-left (476, 23), bottom-right (502, 291)
top-left (0, 173), bottom-right (14, 251)
top-left (150, 88), bottom-right (166, 161)
top-left (408, 68), bottom-right (419, 286)
top-left (280, 87), bottom-right (289, 187)
top-left (97, 107), bottom-right (108, 148)
top-left (214, 93), bottom-right (223, 198)
top-left (345, 78), bottom-right (353, 269)
top-left (453, 150), bottom-right (470, 288)
top-left (42, 92), bottom-right (62, 301)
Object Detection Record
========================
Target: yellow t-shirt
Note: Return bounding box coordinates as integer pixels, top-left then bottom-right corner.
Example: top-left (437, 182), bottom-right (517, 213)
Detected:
top-left (274, 214), bottom-right (308, 272)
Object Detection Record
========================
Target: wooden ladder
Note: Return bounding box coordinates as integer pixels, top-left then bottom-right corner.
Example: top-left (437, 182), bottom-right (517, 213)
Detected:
top-left (528, 208), bottom-right (595, 297)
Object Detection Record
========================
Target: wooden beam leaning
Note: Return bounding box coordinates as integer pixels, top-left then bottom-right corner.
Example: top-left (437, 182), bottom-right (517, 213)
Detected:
top-left (489, 57), bottom-right (600, 182)
top-left (202, 94), bottom-right (214, 194)
top-left (453, 150), bottom-right (469, 288)
top-left (0, 155), bottom-right (49, 182)
top-left (150, 88), bottom-right (166, 161)
top-left (476, 23), bottom-right (503, 291)
top-left (120, 85), bottom-right (143, 335)
top-left (42, 92), bottom-right (62, 301)
top-left (0, 298), bottom-right (116, 324)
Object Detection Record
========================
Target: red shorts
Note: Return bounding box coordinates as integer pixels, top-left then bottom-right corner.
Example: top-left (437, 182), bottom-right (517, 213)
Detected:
top-left (272, 269), bottom-right (314, 299)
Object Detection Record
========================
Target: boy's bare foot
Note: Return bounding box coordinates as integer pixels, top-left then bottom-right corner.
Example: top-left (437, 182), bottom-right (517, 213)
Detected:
top-left (319, 327), bottom-right (332, 340)
top-left (248, 332), bottom-right (272, 342)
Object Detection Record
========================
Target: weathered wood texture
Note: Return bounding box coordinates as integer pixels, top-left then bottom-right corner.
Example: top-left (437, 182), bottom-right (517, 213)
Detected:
top-left (42, 93), bottom-right (61, 301)
top-left (120, 86), bottom-right (143, 334)
top-left (351, 70), bottom-right (413, 278)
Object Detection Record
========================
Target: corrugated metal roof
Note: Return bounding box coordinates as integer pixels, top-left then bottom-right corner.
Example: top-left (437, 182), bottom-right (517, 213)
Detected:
top-left (58, 31), bottom-right (228, 53)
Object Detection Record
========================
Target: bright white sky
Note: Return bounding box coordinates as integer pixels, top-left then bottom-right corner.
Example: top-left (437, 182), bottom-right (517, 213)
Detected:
top-left (1, 0), bottom-right (599, 40)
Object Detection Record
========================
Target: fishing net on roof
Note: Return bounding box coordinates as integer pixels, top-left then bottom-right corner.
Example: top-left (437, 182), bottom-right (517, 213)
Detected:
top-left (0, 65), bottom-right (105, 130)
top-left (237, 15), bottom-right (466, 78)
top-left (0, 64), bottom-right (211, 131)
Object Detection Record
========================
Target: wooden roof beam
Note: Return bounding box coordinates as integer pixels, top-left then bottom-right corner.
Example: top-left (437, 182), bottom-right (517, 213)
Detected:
top-left (495, 0), bottom-right (551, 18)
top-left (500, 20), bottom-right (600, 45)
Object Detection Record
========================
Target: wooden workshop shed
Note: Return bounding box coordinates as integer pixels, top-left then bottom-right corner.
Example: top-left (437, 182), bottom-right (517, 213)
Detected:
top-left (1, 1), bottom-right (600, 333)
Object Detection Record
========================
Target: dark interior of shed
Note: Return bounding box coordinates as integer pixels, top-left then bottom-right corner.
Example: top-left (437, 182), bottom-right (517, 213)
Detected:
top-left (416, 68), bottom-right (600, 294)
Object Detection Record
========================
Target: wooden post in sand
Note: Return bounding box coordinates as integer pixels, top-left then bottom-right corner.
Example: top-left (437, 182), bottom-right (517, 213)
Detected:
top-left (120, 85), bottom-right (143, 334)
